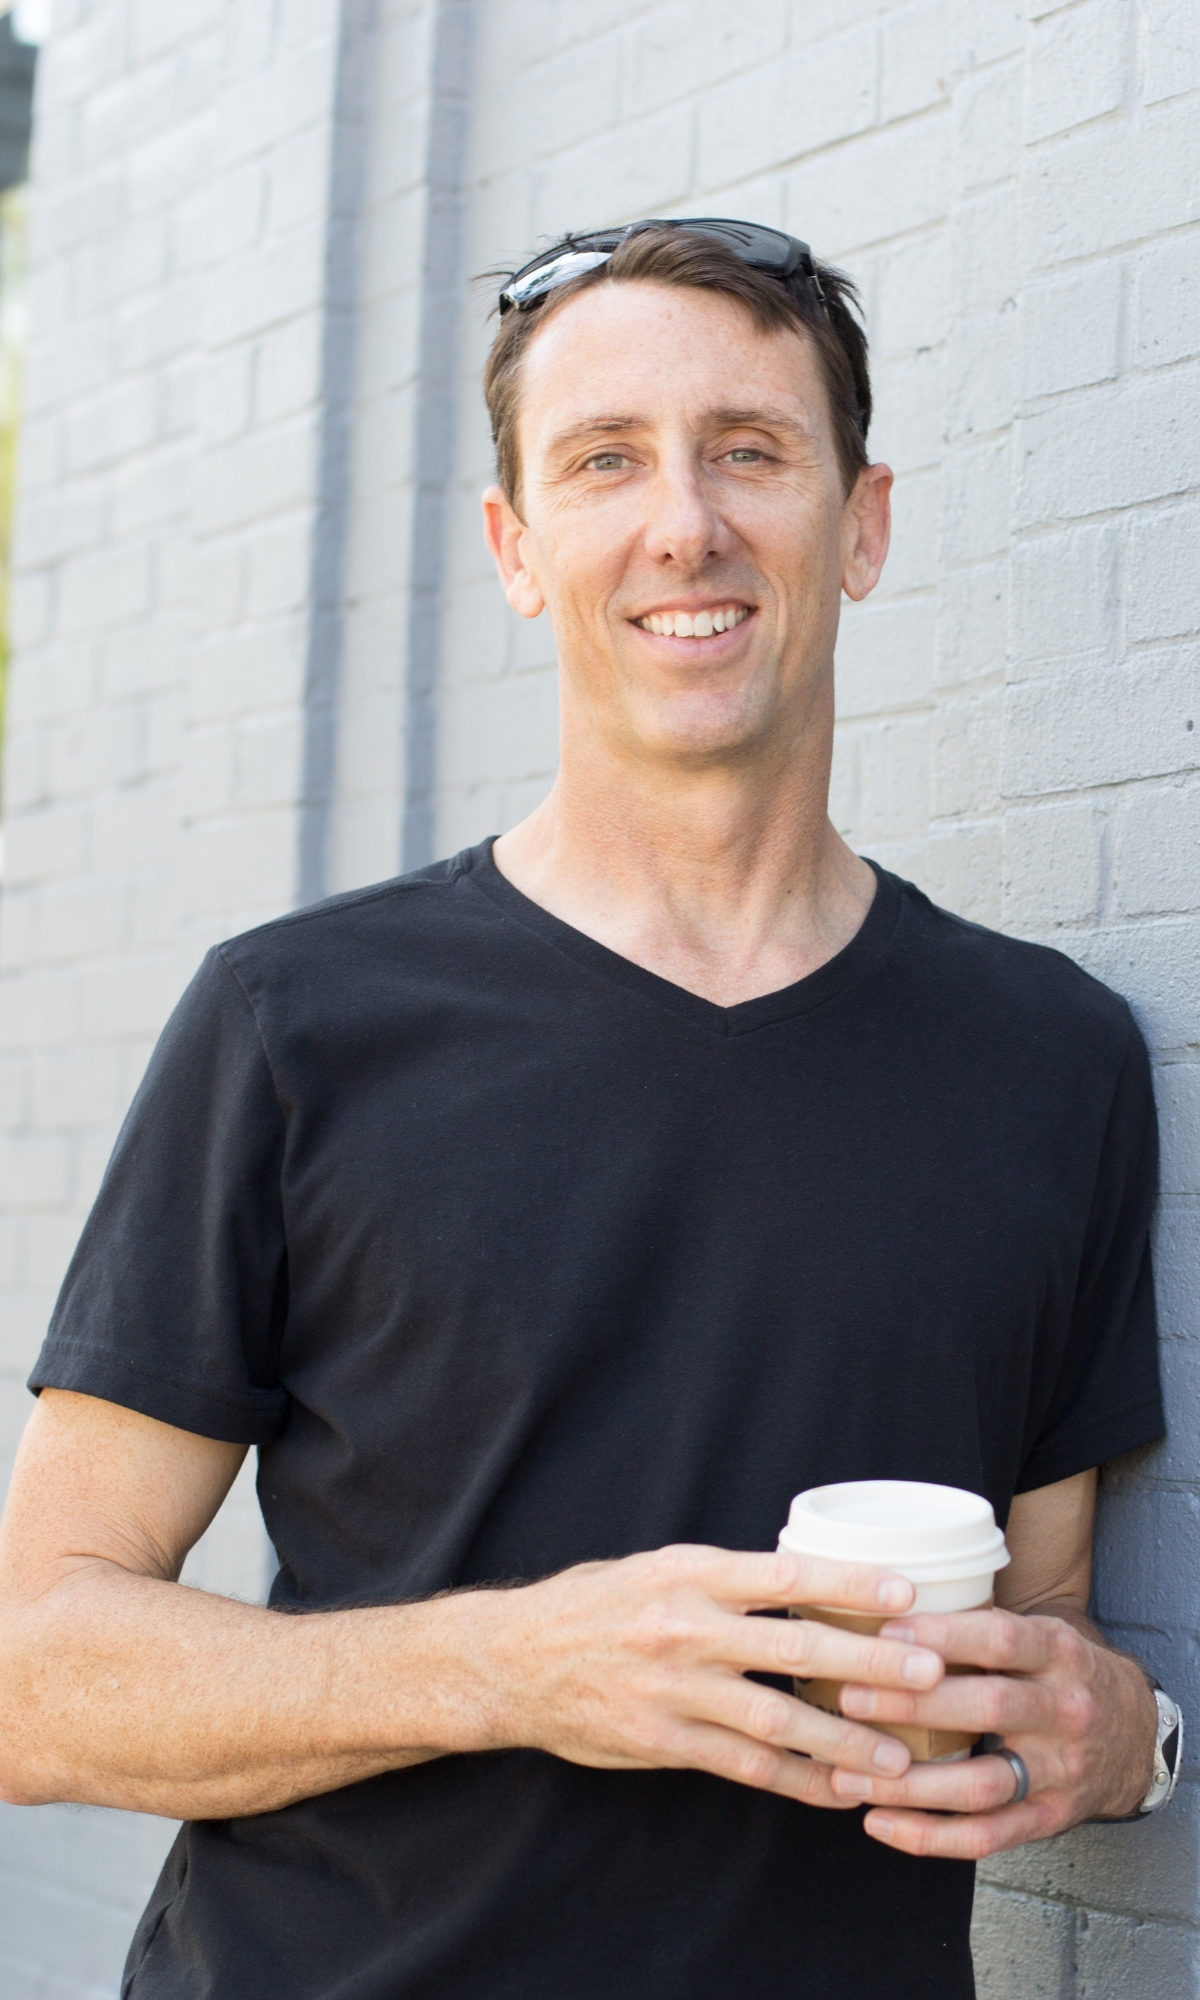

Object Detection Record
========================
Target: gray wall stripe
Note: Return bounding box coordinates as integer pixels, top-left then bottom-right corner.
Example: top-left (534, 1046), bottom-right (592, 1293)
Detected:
top-left (296, 0), bottom-right (380, 909)
top-left (401, 0), bottom-right (476, 873)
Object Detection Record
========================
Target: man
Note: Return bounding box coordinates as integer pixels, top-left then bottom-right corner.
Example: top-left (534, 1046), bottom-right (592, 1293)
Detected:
top-left (0, 219), bottom-right (1177, 1999)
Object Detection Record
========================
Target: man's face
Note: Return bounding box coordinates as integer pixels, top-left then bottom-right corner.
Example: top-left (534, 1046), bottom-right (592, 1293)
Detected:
top-left (484, 281), bottom-right (891, 770)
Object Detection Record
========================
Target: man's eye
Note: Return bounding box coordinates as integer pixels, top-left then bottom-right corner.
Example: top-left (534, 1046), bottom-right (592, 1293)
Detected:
top-left (585, 452), bottom-right (628, 471)
top-left (724, 447), bottom-right (765, 463)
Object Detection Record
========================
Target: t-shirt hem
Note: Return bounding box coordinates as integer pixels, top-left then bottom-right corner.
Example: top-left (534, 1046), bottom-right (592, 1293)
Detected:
top-left (29, 1338), bottom-right (287, 1445)
top-left (1014, 1395), bottom-right (1165, 1493)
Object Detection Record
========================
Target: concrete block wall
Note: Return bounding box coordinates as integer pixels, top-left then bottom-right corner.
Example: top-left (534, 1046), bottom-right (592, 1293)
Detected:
top-left (0, 0), bottom-right (1196, 1993)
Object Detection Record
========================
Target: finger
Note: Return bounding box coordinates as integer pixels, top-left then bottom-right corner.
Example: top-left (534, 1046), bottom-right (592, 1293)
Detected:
top-left (665, 1545), bottom-right (914, 1617)
top-left (876, 1608), bottom-right (1055, 1676)
top-left (670, 1719), bottom-right (859, 1809)
top-left (694, 1672), bottom-right (915, 1779)
top-left (839, 1670), bottom-right (1057, 1738)
top-left (861, 1794), bottom-right (1066, 1861)
top-left (715, 1610), bottom-right (943, 1694)
top-left (829, 1750), bottom-right (1042, 1814)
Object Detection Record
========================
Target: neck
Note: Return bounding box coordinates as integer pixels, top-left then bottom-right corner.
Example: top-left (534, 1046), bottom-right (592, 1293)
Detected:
top-left (493, 680), bottom-right (876, 1008)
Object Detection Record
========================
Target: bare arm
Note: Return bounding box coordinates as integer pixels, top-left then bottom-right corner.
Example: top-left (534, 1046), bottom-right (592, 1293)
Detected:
top-left (0, 1389), bottom-right (963, 1822)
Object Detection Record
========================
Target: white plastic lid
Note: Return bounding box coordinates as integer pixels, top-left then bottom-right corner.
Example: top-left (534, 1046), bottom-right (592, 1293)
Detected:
top-left (778, 1479), bottom-right (1010, 1585)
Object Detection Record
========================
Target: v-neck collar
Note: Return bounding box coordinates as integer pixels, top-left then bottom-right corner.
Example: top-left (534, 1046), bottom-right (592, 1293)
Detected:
top-left (461, 838), bottom-right (902, 1038)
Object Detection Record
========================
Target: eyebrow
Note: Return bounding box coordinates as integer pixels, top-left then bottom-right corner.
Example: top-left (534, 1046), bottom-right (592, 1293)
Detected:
top-left (544, 406), bottom-right (820, 457)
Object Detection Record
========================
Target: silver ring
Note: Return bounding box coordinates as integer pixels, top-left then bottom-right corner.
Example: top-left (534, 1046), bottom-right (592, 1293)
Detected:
top-left (994, 1745), bottom-right (1031, 1806)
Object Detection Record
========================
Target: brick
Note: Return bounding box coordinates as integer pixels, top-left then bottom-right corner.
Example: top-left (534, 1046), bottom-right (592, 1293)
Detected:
top-left (1143, 0), bottom-right (1200, 107)
top-left (1156, 1205), bottom-right (1200, 1340)
top-left (934, 559), bottom-right (1009, 688)
top-left (880, 1), bottom-right (949, 124)
top-left (944, 309), bottom-right (1016, 439)
top-left (1024, 0), bottom-right (1126, 145)
top-left (883, 466), bottom-right (941, 593)
top-left (1009, 523), bottom-right (1118, 673)
top-left (1021, 94), bottom-right (1200, 266)
top-left (1019, 261), bottom-right (1122, 402)
top-left (622, 0), bottom-right (788, 118)
top-left (872, 347), bottom-right (944, 471)
top-left (1111, 781), bottom-right (1200, 917)
top-left (970, 1885), bottom-right (1072, 2000)
top-left (836, 594), bottom-right (935, 717)
top-left (30, 1043), bottom-right (128, 1131)
top-left (212, 42), bottom-right (338, 169)
top-left (857, 713), bottom-right (931, 838)
top-left (874, 228), bottom-right (952, 356)
top-left (193, 423), bottom-right (319, 534)
top-left (34, 882), bottom-right (126, 964)
top-left (132, 0), bottom-right (225, 63)
top-left (920, 820), bottom-right (1002, 925)
top-left (532, 105), bottom-right (694, 239)
top-left (981, 1776), bottom-right (1200, 1929)
top-left (1135, 232), bottom-right (1200, 370)
top-left (235, 710), bottom-right (305, 808)
top-left (175, 160), bottom-right (268, 273)
top-left (952, 56), bottom-right (1021, 195)
top-left (252, 313), bottom-right (324, 426)
top-left (1156, 1058), bottom-right (1200, 1195)
top-left (265, 122), bottom-right (334, 237)
top-left (703, 28), bottom-right (879, 189)
top-left (0, 1134), bottom-right (73, 1209)
top-left (1002, 800), bottom-right (1105, 929)
top-left (1076, 1909), bottom-right (1200, 1998)
top-left (1016, 370), bottom-right (1200, 527)
top-left (931, 688), bottom-right (1001, 818)
top-left (949, 0), bottom-right (1024, 69)
top-left (203, 224), bottom-right (326, 346)
top-left (1155, 1334), bottom-right (1200, 1486)
top-left (940, 436), bottom-right (1011, 564)
top-left (784, 105), bottom-right (950, 255)
top-left (474, 28), bottom-right (622, 175)
top-left (1004, 651), bottom-right (1199, 796)
top-left (56, 544), bottom-right (154, 637)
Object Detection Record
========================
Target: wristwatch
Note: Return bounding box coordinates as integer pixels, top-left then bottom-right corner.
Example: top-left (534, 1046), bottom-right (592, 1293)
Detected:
top-left (1136, 1686), bottom-right (1184, 1816)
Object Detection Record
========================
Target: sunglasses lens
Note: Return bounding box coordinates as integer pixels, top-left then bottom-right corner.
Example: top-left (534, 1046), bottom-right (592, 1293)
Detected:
top-left (501, 247), bottom-right (616, 312)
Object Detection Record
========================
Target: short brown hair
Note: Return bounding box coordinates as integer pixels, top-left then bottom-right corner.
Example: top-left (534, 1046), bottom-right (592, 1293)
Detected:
top-left (482, 225), bottom-right (872, 514)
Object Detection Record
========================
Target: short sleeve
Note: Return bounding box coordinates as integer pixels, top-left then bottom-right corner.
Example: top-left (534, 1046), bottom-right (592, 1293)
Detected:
top-left (1016, 1011), bottom-right (1164, 1491)
top-left (29, 947), bottom-right (290, 1443)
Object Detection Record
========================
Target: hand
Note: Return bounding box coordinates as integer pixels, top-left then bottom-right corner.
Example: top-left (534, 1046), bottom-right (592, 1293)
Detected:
top-left (825, 1605), bottom-right (1160, 1858)
top-left (472, 1544), bottom-right (948, 1808)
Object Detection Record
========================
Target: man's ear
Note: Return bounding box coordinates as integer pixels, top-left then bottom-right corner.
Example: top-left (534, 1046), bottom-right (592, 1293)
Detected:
top-left (482, 484), bottom-right (545, 619)
top-left (841, 461), bottom-right (893, 603)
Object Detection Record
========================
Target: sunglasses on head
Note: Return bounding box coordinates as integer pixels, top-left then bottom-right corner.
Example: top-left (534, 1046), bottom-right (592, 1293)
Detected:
top-left (497, 218), bottom-right (825, 315)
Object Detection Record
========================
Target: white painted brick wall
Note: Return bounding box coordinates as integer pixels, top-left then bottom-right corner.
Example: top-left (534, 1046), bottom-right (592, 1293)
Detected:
top-left (0, 0), bottom-right (1197, 1993)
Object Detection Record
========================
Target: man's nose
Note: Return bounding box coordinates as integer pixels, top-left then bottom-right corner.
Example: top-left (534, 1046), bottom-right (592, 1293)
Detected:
top-left (642, 458), bottom-right (733, 569)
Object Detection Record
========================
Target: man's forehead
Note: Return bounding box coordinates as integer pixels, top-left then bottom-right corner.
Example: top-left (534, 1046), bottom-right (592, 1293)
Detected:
top-left (516, 281), bottom-right (827, 438)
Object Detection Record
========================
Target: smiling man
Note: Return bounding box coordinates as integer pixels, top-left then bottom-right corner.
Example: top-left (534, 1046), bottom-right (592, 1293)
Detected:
top-left (0, 221), bottom-right (1175, 2000)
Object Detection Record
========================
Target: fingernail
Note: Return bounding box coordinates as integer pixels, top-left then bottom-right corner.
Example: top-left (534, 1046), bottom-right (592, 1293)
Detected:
top-left (880, 1623), bottom-right (915, 1644)
top-left (873, 1738), bottom-right (909, 1775)
top-left (869, 1814), bottom-right (896, 1839)
top-left (842, 1685), bottom-right (874, 1716)
top-left (877, 1578), bottom-right (911, 1610)
top-left (835, 1772), bottom-right (873, 1799)
top-left (902, 1650), bottom-right (939, 1685)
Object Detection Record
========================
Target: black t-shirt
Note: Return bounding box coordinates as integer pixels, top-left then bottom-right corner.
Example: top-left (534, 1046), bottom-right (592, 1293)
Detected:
top-left (31, 843), bottom-right (1163, 2000)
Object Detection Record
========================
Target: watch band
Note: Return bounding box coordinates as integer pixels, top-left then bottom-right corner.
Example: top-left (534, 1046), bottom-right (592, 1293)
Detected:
top-left (1137, 1688), bottom-right (1183, 1817)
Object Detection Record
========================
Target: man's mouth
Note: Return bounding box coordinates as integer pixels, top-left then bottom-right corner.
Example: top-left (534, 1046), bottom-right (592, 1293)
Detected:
top-left (633, 604), bottom-right (752, 639)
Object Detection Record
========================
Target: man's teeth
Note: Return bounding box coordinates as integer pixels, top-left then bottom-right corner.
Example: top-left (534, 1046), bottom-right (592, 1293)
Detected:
top-left (638, 605), bottom-right (750, 638)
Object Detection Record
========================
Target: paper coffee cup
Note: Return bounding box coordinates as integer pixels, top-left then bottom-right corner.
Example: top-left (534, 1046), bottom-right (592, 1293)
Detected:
top-left (777, 1480), bottom-right (1010, 1762)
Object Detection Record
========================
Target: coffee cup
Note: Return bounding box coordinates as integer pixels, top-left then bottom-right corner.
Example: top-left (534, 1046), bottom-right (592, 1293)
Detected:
top-left (777, 1479), bottom-right (1010, 1762)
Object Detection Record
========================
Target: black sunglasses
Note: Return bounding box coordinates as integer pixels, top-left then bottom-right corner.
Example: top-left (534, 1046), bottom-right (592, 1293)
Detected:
top-left (498, 217), bottom-right (825, 315)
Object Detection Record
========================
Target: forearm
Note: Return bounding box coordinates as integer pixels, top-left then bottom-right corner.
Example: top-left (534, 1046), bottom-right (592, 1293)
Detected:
top-left (0, 1565), bottom-right (504, 1819)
